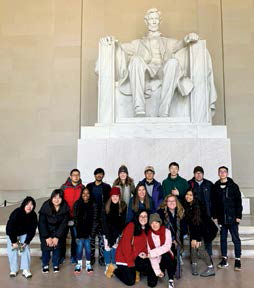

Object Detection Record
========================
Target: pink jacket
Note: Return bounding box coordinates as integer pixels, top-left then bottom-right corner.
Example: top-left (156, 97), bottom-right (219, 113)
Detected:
top-left (147, 228), bottom-right (172, 276)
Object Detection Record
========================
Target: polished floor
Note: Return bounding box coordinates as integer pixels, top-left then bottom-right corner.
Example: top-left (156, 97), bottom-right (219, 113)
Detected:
top-left (1, 256), bottom-right (254, 288)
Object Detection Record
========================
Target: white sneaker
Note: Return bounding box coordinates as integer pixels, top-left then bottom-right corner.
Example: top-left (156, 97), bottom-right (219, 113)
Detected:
top-left (9, 271), bottom-right (17, 277)
top-left (22, 269), bottom-right (32, 278)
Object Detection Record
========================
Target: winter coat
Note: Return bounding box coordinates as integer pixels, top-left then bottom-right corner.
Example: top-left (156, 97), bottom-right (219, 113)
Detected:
top-left (184, 200), bottom-right (217, 242)
top-left (73, 199), bottom-right (98, 239)
top-left (61, 177), bottom-right (84, 218)
top-left (112, 178), bottom-right (135, 206)
top-left (6, 207), bottom-right (37, 245)
top-left (102, 202), bottom-right (127, 247)
top-left (157, 207), bottom-right (187, 244)
top-left (162, 174), bottom-right (188, 202)
top-left (147, 227), bottom-right (172, 276)
top-left (38, 199), bottom-right (69, 251)
top-left (188, 178), bottom-right (214, 217)
top-left (115, 222), bottom-right (147, 267)
top-left (212, 177), bottom-right (242, 225)
top-left (139, 178), bottom-right (163, 210)
top-left (126, 196), bottom-right (155, 223)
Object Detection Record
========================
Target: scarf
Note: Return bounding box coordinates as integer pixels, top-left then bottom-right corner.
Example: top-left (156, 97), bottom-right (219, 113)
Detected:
top-left (147, 225), bottom-right (174, 260)
top-left (147, 225), bottom-right (166, 250)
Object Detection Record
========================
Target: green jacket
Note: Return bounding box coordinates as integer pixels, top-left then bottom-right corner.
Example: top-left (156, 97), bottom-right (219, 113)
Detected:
top-left (162, 174), bottom-right (188, 201)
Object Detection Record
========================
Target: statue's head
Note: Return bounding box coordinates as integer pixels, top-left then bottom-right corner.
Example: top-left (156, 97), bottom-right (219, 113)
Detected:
top-left (144, 8), bottom-right (161, 32)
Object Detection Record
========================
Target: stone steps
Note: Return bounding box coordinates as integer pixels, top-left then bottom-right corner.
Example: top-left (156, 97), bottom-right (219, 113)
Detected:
top-left (1, 225), bottom-right (254, 257)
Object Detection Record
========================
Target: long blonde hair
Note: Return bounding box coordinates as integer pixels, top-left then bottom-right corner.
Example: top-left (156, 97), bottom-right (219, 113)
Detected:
top-left (160, 194), bottom-right (184, 220)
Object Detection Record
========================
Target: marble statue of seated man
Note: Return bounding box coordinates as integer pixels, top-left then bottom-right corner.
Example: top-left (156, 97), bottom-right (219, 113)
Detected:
top-left (100, 8), bottom-right (200, 117)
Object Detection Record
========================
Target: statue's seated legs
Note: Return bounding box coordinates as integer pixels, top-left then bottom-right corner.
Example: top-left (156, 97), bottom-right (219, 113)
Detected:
top-left (128, 55), bottom-right (148, 116)
top-left (159, 58), bottom-right (183, 117)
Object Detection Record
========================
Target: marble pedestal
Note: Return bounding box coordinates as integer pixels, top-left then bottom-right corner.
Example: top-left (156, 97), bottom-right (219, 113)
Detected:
top-left (77, 121), bottom-right (249, 214)
top-left (78, 121), bottom-right (231, 182)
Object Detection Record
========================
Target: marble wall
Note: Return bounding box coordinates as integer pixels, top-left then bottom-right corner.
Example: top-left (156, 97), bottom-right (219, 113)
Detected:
top-left (0, 0), bottom-right (253, 202)
top-left (0, 0), bottom-right (82, 202)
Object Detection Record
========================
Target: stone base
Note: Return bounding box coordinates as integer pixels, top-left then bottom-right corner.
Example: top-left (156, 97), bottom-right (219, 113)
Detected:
top-left (77, 123), bottom-right (250, 214)
top-left (78, 123), bottom-right (230, 183)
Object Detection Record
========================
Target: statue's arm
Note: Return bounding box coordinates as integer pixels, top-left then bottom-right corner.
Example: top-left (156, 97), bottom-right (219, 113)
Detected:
top-left (173, 32), bottom-right (199, 54)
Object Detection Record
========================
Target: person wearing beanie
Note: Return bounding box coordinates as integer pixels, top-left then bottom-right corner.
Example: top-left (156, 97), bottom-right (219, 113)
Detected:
top-left (102, 187), bottom-right (127, 278)
top-left (113, 165), bottom-right (135, 207)
top-left (162, 162), bottom-right (189, 203)
top-left (147, 213), bottom-right (175, 288)
top-left (6, 196), bottom-right (38, 278)
top-left (87, 168), bottom-right (111, 266)
top-left (139, 166), bottom-right (163, 210)
top-left (188, 166), bottom-right (214, 256)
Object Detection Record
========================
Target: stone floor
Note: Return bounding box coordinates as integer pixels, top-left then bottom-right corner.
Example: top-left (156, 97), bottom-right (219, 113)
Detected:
top-left (1, 256), bottom-right (254, 288)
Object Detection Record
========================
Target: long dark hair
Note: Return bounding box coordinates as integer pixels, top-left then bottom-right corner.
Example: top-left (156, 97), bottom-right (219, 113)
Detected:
top-left (113, 176), bottom-right (134, 187)
top-left (183, 190), bottom-right (201, 225)
top-left (21, 196), bottom-right (36, 211)
top-left (49, 189), bottom-right (65, 213)
top-left (132, 183), bottom-right (150, 212)
top-left (105, 195), bottom-right (127, 215)
top-left (133, 210), bottom-right (149, 236)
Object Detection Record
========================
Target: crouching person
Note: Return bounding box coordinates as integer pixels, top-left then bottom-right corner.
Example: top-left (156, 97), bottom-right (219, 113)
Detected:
top-left (183, 190), bottom-right (216, 277)
top-left (39, 189), bottom-right (69, 273)
top-left (6, 196), bottom-right (37, 278)
top-left (147, 213), bottom-right (175, 288)
top-left (102, 187), bottom-right (127, 278)
top-left (114, 210), bottom-right (156, 286)
top-left (73, 187), bottom-right (97, 274)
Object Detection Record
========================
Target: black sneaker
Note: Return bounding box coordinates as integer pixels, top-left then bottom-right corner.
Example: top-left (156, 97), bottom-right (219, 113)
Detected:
top-left (217, 257), bottom-right (229, 268)
top-left (42, 266), bottom-right (49, 273)
top-left (74, 264), bottom-right (82, 274)
top-left (234, 259), bottom-right (241, 271)
top-left (53, 266), bottom-right (60, 273)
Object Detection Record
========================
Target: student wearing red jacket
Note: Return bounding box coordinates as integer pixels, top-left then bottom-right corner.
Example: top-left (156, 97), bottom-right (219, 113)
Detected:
top-left (114, 210), bottom-right (157, 286)
top-left (61, 169), bottom-right (85, 264)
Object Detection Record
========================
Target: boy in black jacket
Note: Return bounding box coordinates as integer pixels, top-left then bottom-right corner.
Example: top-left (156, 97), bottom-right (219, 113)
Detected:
top-left (212, 166), bottom-right (242, 271)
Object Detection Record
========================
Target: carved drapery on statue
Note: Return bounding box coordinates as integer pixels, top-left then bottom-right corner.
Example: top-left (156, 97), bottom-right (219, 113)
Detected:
top-left (96, 8), bottom-right (217, 124)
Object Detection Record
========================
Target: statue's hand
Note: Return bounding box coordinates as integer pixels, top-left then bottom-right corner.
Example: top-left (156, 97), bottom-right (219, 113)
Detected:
top-left (184, 32), bottom-right (199, 44)
top-left (100, 36), bottom-right (116, 46)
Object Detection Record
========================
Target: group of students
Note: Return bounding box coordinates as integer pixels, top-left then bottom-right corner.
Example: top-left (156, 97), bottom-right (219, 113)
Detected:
top-left (5, 162), bottom-right (243, 288)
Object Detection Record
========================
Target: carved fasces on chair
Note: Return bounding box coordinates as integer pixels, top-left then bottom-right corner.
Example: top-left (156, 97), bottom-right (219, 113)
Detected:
top-left (97, 36), bottom-right (116, 125)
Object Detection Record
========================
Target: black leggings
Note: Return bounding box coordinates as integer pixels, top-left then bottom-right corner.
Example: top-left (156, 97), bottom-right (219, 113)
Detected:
top-left (114, 256), bottom-right (157, 287)
top-left (150, 253), bottom-right (175, 287)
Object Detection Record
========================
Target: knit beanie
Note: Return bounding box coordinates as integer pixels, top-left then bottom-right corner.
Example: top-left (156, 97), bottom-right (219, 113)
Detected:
top-left (149, 213), bottom-right (162, 225)
top-left (110, 187), bottom-right (121, 197)
top-left (118, 165), bottom-right (128, 175)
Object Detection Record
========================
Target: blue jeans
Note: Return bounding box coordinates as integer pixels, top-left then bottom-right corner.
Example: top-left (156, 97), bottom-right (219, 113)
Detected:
top-left (7, 234), bottom-right (30, 272)
top-left (76, 238), bottom-right (91, 261)
top-left (220, 223), bottom-right (241, 258)
top-left (42, 248), bottom-right (61, 267)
